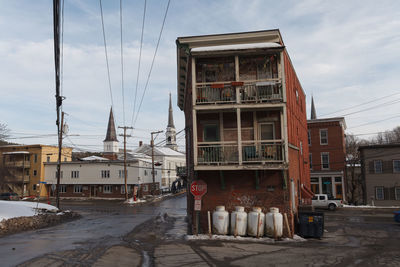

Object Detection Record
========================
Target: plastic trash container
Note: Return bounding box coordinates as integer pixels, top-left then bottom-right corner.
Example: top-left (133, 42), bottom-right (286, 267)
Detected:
top-left (394, 211), bottom-right (400, 223)
top-left (298, 211), bottom-right (324, 238)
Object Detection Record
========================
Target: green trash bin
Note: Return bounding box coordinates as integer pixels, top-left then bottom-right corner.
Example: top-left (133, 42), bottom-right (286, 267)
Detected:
top-left (298, 212), bottom-right (324, 238)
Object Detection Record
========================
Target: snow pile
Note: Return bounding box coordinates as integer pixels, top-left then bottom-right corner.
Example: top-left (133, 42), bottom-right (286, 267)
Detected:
top-left (125, 198), bottom-right (146, 205)
top-left (343, 204), bottom-right (400, 209)
top-left (185, 234), bottom-right (306, 243)
top-left (0, 200), bottom-right (59, 221)
top-left (191, 42), bottom-right (282, 52)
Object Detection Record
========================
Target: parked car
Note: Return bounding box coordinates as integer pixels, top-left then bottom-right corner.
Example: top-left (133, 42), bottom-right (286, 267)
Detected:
top-left (0, 192), bottom-right (20, 201)
top-left (312, 194), bottom-right (342, 211)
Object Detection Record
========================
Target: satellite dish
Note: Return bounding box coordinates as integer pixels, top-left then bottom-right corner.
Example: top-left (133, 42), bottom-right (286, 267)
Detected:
top-left (63, 123), bottom-right (69, 135)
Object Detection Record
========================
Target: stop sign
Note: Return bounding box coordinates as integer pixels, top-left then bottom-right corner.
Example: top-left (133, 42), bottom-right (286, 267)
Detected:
top-left (190, 180), bottom-right (207, 199)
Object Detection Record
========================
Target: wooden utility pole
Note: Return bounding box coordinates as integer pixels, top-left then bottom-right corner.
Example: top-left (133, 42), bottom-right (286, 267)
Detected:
top-left (56, 111), bottom-right (64, 209)
top-left (119, 126), bottom-right (133, 200)
top-left (151, 130), bottom-right (163, 195)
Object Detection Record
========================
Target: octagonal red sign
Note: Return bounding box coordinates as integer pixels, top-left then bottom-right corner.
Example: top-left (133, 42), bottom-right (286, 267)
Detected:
top-left (190, 180), bottom-right (207, 199)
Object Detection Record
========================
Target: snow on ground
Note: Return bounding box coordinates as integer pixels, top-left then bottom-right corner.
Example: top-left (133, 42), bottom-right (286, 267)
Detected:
top-left (185, 234), bottom-right (306, 243)
top-left (124, 198), bottom-right (147, 204)
top-left (0, 200), bottom-right (59, 221)
top-left (343, 204), bottom-right (400, 209)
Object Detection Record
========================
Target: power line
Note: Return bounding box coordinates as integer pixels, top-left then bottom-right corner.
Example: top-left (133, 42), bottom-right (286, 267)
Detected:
top-left (131, 0), bottom-right (147, 128)
top-left (320, 91), bottom-right (400, 117)
top-left (133, 0), bottom-right (171, 127)
top-left (120, 0), bottom-right (126, 125)
top-left (347, 113), bottom-right (400, 129)
top-left (99, 0), bottom-right (115, 111)
top-left (341, 98), bottom-right (400, 117)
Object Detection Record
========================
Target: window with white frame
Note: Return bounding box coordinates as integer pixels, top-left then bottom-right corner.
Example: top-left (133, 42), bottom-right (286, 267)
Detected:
top-left (375, 186), bottom-right (384, 200)
top-left (144, 170), bottom-right (148, 176)
top-left (71, 170), bottom-right (79, 178)
top-left (393, 160), bottom-right (400, 173)
top-left (73, 185), bottom-right (82, 193)
top-left (300, 141), bottom-right (303, 155)
top-left (121, 185), bottom-right (132, 194)
top-left (101, 170), bottom-right (110, 178)
top-left (320, 129), bottom-right (328, 145)
top-left (309, 153), bottom-right (312, 169)
top-left (142, 185), bottom-right (148, 192)
top-left (55, 171), bottom-right (63, 179)
top-left (119, 170), bottom-right (127, 178)
top-left (395, 187), bottom-right (400, 200)
top-left (374, 160), bottom-right (383, 173)
top-left (321, 153), bottom-right (330, 169)
top-left (308, 130), bottom-right (311, 146)
top-left (103, 185), bottom-right (112, 193)
top-left (59, 185), bottom-right (67, 193)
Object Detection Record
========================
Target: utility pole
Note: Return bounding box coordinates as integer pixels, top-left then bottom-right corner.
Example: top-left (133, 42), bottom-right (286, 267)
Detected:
top-left (56, 111), bottom-right (64, 209)
top-left (151, 130), bottom-right (163, 195)
top-left (119, 126), bottom-right (133, 200)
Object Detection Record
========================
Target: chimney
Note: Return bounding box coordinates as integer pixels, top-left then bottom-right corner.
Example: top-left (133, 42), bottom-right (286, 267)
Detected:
top-left (139, 141), bottom-right (143, 147)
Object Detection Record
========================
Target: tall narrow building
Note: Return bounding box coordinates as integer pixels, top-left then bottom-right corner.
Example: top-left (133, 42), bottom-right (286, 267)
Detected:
top-left (310, 96), bottom-right (317, 120)
top-left (103, 107), bottom-right (119, 160)
top-left (165, 93), bottom-right (178, 151)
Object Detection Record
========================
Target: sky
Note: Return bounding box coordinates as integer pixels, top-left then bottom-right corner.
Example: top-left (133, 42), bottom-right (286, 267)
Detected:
top-left (0, 0), bottom-right (399, 152)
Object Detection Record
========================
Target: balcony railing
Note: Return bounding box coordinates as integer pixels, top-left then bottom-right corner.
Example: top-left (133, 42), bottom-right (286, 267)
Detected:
top-left (242, 140), bottom-right (284, 163)
top-left (197, 142), bottom-right (239, 165)
top-left (197, 140), bottom-right (284, 166)
top-left (195, 80), bottom-right (283, 105)
top-left (4, 160), bottom-right (31, 168)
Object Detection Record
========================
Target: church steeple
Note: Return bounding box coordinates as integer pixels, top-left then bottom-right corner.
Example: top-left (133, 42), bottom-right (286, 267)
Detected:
top-left (103, 107), bottom-right (119, 157)
top-left (310, 96), bottom-right (317, 120)
top-left (165, 93), bottom-right (178, 151)
top-left (168, 93), bottom-right (175, 128)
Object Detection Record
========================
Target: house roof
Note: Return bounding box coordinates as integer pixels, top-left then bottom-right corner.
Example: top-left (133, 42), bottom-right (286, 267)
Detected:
top-left (359, 143), bottom-right (400, 150)
top-left (307, 117), bottom-right (347, 130)
top-left (80, 156), bottom-right (109, 161)
top-left (133, 144), bottom-right (185, 157)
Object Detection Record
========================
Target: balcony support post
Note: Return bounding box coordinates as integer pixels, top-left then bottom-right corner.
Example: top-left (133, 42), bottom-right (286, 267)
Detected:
top-left (235, 56), bottom-right (240, 104)
top-left (236, 108), bottom-right (242, 165)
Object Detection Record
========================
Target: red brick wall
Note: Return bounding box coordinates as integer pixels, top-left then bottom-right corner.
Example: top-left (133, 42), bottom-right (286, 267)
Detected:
top-left (308, 121), bottom-right (346, 172)
top-left (283, 51), bottom-right (311, 200)
top-left (194, 170), bottom-right (293, 235)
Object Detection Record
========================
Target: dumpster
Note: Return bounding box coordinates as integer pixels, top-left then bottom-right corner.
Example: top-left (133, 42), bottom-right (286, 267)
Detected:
top-left (394, 211), bottom-right (400, 223)
top-left (298, 211), bottom-right (324, 238)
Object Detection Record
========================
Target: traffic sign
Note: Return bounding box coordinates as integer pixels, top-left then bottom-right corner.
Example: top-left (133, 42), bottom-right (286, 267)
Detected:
top-left (194, 199), bottom-right (202, 211)
top-left (190, 180), bottom-right (207, 200)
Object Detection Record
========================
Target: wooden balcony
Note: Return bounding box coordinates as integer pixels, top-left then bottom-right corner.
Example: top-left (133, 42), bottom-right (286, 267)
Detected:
top-left (4, 160), bottom-right (31, 168)
top-left (195, 80), bottom-right (283, 105)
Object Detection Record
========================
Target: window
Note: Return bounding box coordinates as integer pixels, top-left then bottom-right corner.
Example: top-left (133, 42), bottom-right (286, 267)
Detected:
top-left (335, 177), bottom-right (342, 183)
top-left (310, 177), bottom-right (319, 183)
top-left (375, 187), bottom-right (384, 200)
top-left (309, 153), bottom-right (312, 169)
top-left (121, 185), bottom-right (132, 194)
top-left (119, 170), bottom-right (127, 178)
top-left (144, 170), bottom-right (148, 176)
top-left (34, 154), bottom-right (38, 163)
top-left (33, 170), bottom-right (37, 176)
top-left (239, 54), bottom-right (278, 80)
top-left (55, 171), bottom-right (63, 179)
top-left (142, 185), bottom-right (148, 192)
top-left (71, 171), bottom-right (79, 178)
top-left (320, 129), bottom-right (328, 145)
top-left (308, 130), bottom-right (311, 145)
top-left (203, 124), bottom-right (219, 142)
top-left (196, 57), bottom-right (235, 83)
top-left (393, 160), bottom-right (400, 173)
top-left (101, 170), bottom-right (110, 178)
top-left (321, 153), bottom-right (330, 169)
top-left (374, 160), bottom-right (383, 173)
top-left (259, 123), bottom-right (274, 140)
top-left (319, 195), bottom-right (326, 200)
top-left (33, 184), bottom-right (37, 191)
top-left (74, 185), bottom-right (82, 193)
top-left (104, 185), bottom-right (112, 193)
top-left (59, 185), bottom-right (66, 193)
top-left (47, 156), bottom-right (50, 162)
top-left (396, 187), bottom-right (400, 200)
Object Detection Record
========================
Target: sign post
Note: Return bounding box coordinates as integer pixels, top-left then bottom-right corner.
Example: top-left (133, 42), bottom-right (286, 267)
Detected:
top-left (190, 180), bottom-right (207, 235)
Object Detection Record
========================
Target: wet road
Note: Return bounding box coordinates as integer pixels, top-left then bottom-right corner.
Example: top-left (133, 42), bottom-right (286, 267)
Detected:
top-left (0, 195), bottom-right (186, 267)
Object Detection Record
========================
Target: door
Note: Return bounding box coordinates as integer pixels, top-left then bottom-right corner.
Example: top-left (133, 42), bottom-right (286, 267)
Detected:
top-left (335, 184), bottom-right (343, 199)
top-left (90, 186), bottom-right (97, 197)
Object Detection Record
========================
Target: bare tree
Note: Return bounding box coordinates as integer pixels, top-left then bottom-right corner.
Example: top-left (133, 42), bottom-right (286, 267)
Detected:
top-left (346, 134), bottom-right (368, 204)
top-left (373, 126), bottom-right (400, 144)
top-left (0, 123), bottom-right (10, 145)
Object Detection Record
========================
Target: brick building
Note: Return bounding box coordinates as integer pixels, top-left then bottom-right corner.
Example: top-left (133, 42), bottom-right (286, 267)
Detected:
top-left (176, 30), bottom-right (312, 235)
top-left (307, 113), bottom-right (347, 200)
top-left (359, 144), bottom-right (400, 206)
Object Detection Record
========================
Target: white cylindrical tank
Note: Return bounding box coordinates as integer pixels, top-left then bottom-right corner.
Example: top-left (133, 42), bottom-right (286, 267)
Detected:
top-left (247, 207), bottom-right (265, 237)
top-left (265, 207), bottom-right (283, 238)
top-left (212, 206), bottom-right (229, 235)
top-left (230, 206), bottom-right (247, 236)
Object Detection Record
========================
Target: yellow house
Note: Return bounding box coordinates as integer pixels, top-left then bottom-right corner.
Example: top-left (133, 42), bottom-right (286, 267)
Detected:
top-left (0, 144), bottom-right (72, 197)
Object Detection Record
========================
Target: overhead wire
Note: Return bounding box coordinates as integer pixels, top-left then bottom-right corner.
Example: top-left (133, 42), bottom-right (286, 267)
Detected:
top-left (133, 0), bottom-right (171, 127)
top-left (99, 0), bottom-right (115, 111)
top-left (120, 0), bottom-right (126, 125)
top-left (131, 0), bottom-right (147, 129)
